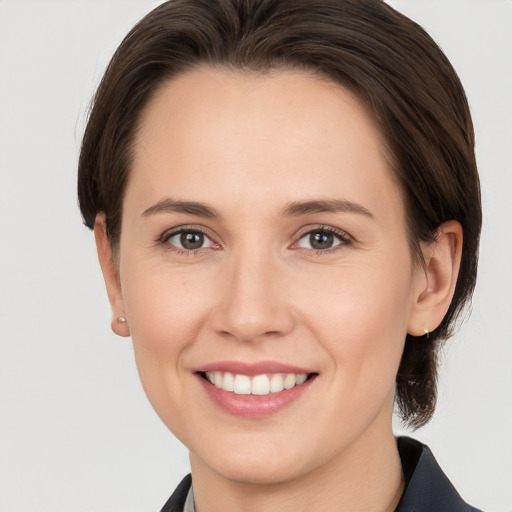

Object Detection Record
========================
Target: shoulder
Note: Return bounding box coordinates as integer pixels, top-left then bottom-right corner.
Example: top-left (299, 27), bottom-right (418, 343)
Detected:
top-left (396, 437), bottom-right (483, 512)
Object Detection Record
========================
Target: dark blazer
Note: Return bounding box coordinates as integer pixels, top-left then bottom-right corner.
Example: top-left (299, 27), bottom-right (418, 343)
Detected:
top-left (160, 437), bottom-right (483, 512)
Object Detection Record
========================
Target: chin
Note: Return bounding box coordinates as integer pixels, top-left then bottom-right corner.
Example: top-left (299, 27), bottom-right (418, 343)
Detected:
top-left (188, 430), bottom-right (324, 486)
top-left (208, 454), bottom-right (308, 486)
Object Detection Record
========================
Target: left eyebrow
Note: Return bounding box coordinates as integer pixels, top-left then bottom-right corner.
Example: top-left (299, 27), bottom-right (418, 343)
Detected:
top-left (281, 199), bottom-right (374, 219)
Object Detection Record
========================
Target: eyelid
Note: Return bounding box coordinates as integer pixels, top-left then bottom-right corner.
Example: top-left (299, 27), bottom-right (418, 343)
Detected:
top-left (157, 223), bottom-right (352, 254)
top-left (158, 224), bottom-right (221, 252)
top-left (293, 224), bottom-right (352, 241)
top-left (291, 224), bottom-right (353, 252)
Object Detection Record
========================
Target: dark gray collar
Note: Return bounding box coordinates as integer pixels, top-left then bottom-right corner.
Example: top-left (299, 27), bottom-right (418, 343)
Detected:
top-left (395, 437), bottom-right (482, 512)
top-left (161, 437), bottom-right (482, 512)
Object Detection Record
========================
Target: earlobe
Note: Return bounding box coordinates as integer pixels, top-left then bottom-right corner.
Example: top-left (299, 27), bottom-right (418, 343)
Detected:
top-left (93, 214), bottom-right (130, 337)
top-left (408, 220), bottom-right (463, 337)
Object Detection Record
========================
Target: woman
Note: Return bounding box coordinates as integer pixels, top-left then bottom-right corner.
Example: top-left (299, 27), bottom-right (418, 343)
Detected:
top-left (78, 1), bottom-right (482, 510)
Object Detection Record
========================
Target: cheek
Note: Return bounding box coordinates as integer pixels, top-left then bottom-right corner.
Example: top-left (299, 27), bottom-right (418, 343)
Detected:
top-left (296, 254), bottom-right (414, 388)
top-left (122, 248), bottom-right (213, 329)
top-left (119, 260), bottom-right (214, 402)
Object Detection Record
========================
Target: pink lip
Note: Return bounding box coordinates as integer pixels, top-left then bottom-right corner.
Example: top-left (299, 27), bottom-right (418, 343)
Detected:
top-left (194, 361), bottom-right (318, 419)
top-left (196, 360), bottom-right (314, 376)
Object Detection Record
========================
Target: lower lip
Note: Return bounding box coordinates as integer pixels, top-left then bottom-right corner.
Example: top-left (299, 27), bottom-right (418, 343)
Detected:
top-left (197, 375), bottom-right (316, 418)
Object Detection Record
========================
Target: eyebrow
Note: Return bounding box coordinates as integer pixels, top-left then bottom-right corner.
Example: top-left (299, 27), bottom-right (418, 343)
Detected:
top-left (142, 198), bottom-right (219, 218)
top-left (141, 197), bottom-right (373, 220)
top-left (281, 199), bottom-right (374, 218)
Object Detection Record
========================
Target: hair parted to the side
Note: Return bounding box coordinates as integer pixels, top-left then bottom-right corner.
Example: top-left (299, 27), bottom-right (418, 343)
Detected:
top-left (78, 0), bottom-right (481, 428)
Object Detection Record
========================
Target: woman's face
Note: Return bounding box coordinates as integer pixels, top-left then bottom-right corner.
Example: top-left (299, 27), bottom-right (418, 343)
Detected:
top-left (109, 68), bottom-right (427, 483)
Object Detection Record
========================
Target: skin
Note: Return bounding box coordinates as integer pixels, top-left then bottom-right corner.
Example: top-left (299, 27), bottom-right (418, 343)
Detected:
top-left (95, 68), bottom-right (462, 512)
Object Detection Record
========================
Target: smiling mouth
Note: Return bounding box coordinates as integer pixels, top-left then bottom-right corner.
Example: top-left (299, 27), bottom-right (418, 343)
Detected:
top-left (199, 371), bottom-right (317, 396)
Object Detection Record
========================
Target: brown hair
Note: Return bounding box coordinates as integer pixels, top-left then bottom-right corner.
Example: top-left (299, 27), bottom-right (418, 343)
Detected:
top-left (78, 0), bottom-right (481, 428)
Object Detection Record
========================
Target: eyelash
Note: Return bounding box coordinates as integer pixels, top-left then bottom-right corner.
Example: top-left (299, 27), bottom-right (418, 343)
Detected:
top-left (159, 225), bottom-right (220, 255)
top-left (292, 225), bottom-right (352, 256)
top-left (158, 224), bottom-right (352, 255)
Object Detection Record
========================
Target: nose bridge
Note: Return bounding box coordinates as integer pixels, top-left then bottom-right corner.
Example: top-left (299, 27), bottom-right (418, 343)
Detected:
top-left (212, 241), bottom-right (294, 341)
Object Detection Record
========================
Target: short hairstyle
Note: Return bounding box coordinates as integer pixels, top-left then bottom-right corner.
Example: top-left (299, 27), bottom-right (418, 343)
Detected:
top-left (78, 0), bottom-right (481, 428)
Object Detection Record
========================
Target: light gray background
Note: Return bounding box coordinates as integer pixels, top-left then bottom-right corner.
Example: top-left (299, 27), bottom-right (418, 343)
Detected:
top-left (0, 1), bottom-right (510, 511)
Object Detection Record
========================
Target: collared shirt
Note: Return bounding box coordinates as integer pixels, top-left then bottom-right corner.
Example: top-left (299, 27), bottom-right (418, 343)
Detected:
top-left (161, 437), bottom-right (483, 512)
top-left (183, 486), bottom-right (195, 512)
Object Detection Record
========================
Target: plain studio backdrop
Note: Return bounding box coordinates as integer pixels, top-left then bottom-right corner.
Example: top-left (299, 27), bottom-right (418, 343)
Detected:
top-left (0, 1), bottom-right (510, 511)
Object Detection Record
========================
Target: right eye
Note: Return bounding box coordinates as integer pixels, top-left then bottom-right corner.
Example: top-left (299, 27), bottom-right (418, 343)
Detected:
top-left (162, 229), bottom-right (217, 252)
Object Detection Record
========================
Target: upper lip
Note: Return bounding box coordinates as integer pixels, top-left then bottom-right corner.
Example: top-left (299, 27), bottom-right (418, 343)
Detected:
top-left (195, 360), bottom-right (315, 376)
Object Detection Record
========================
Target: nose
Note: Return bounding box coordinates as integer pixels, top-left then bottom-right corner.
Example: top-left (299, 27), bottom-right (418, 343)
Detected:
top-left (210, 246), bottom-right (295, 343)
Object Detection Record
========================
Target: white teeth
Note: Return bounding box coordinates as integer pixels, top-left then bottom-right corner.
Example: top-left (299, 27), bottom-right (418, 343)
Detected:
top-left (295, 373), bottom-right (307, 385)
top-left (233, 374), bottom-right (252, 395)
top-left (251, 374), bottom-right (270, 395)
top-left (283, 373), bottom-right (296, 390)
top-left (204, 371), bottom-right (309, 395)
top-left (270, 374), bottom-right (284, 393)
top-left (223, 372), bottom-right (234, 392)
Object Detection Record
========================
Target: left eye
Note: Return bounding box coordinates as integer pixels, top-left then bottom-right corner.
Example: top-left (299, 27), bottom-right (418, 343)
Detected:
top-left (166, 230), bottom-right (216, 251)
top-left (296, 229), bottom-right (346, 250)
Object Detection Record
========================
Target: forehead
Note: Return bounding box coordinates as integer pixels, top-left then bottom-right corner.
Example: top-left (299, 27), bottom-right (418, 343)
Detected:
top-left (128, 67), bottom-right (403, 224)
top-left (134, 67), bottom-right (384, 159)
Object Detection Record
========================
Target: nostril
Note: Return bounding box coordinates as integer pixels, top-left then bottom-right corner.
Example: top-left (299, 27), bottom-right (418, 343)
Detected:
top-left (216, 328), bottom-right (289, 342)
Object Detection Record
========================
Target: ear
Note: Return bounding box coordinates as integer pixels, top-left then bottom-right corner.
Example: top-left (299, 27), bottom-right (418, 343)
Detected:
top-left (93, 214), bottom-right (130, 337)
top-left (408, 220), bottom-right (463, 337)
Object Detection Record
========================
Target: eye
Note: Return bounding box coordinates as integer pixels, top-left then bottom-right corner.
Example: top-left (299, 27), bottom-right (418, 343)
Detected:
top-left (295, 228), bottom-right (349, 251)
top-left (163, 229), bottom-right (217, 252)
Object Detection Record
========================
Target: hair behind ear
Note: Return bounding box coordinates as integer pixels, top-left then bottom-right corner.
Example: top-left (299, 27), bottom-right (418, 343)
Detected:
top-left (399, 221), bottom-right (463, 428)
top-left (396, 336), bottom-right (438, 429)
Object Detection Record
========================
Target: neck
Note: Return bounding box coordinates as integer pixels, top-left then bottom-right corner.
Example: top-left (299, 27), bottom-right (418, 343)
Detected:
top-left (190, 416), bottom-right (404, 512)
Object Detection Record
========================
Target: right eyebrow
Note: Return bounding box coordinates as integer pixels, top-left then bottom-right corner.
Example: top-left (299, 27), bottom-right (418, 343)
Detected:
top-left (141, 198), bottom-right (220, 219)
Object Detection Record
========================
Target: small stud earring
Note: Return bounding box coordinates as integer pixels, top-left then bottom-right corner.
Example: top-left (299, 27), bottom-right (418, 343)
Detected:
top-left (424, 328), bottom-right (430, 339)
top-left (118, 316), bottom-right (127, 324)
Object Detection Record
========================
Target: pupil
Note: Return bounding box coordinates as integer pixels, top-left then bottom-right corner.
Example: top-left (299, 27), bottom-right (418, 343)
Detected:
top-left (310, 232), bottom-right (333, 250)
top-left (181, 232), bottom-right (204, 250)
